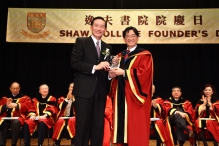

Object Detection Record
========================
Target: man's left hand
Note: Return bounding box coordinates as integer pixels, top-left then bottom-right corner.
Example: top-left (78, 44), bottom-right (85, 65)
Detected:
top-left (108, 71), bottom-right (116, 78)
top-left (109, 68), bottom-right (124, 76)
top-left (180, 112), bottom-right (186, 118)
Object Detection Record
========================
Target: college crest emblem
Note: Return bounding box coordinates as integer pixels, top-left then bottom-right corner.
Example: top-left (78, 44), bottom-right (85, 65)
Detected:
top-left (27, 12), bottom-right (46, 33)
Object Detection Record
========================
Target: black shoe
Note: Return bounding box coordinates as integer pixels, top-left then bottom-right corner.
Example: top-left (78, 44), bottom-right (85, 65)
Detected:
top-left (71, 138), bottom-right (75, 146)
top-left (54, 140), bottom-right (60, 146)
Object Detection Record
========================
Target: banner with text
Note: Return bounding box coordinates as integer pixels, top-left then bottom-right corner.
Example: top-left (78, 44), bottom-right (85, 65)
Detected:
top-left (6, 8), bottom-right (219, 44)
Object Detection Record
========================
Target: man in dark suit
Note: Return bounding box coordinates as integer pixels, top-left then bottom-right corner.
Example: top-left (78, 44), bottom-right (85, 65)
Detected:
top-left (71, 16), bottom-right (112, 146)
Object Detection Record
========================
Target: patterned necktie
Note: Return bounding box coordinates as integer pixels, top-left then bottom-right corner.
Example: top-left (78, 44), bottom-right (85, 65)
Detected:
top-left (96, 41), bottom-right (100, 58)
top-left (124, 49), bottom-right (130, 64)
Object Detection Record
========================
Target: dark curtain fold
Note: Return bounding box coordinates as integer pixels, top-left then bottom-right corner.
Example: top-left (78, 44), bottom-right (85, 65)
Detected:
top-left (1, 0), bottom-right (219, 106)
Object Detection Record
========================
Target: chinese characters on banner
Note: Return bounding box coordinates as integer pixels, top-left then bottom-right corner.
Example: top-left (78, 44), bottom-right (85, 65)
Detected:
top-left (6, 8), bottom-right (219, 44)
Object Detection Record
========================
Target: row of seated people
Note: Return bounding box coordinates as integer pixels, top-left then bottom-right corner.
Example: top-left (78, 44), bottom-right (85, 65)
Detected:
top-left (151, 84), bottom-right (219, 146)
top-left (0, 82), bottom-right (112, 146)
top-left (0, 82), bottom-right (76, 146)
top-left (1, 81), bottom-right (219, 146)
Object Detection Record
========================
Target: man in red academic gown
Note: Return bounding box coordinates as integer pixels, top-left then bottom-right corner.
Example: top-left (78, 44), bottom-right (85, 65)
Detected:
top-left (0, 82), bottom-right (31, 146)
top-left (23, 84), bottom-right (58, 146)
top-left (109, 26), bottom-right (153, 146)
top-left (164, 86), bottom-right (195, 146)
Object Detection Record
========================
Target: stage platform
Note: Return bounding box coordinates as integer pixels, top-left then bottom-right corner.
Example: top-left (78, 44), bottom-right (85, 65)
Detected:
top-left (5, 138), bottom-right (210, 146)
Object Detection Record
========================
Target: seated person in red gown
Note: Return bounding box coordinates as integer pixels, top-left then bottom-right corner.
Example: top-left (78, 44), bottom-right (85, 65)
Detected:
top-left (194, 84), bottom-right (219, 146)
top-left (164, 86), bottom-right (195, 146)
top-left (52, 82), bottom-right (76, 146)
top-left (151, 85), bottom-right (171, 146)
top-left (23, 84), bottom-right (58, 146)
top-left (0, 82), bottom-right (31, 146)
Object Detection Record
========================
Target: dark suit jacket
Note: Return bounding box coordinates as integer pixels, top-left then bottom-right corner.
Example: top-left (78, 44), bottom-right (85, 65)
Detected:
top-left (71, 36), bottom-right (112, 98)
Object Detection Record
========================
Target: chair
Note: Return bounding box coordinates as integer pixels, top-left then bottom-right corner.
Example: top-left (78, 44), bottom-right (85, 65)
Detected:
top-left (195, 118), bottom-right (218, 146)
top-left (47, 127), bottom-right (54, 146)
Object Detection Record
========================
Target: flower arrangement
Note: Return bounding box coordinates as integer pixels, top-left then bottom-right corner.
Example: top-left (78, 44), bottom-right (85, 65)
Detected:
top-left (102, 48), bottom-right (110, 60)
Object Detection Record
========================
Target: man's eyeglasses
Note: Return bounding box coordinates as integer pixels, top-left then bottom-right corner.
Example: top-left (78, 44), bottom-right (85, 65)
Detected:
top-left (10, 88), bottom-right (20, 90)
top-left (125, 35), bottom-right (137, 39)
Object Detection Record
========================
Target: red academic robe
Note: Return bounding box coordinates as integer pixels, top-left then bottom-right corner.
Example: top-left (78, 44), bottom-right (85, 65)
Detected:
top-left (103, 95), bottom-right (113, 146)
top-left (26, 96), bottom-right (58, 135)
top-left (151, 97), bottom-right (173, 146)
top-left (194, 99), bottom-right (219, 142)
top-left (111, 48), bottom-right (153, 146)
top-left (52, 96), bottom-right (76, 140)
top-left (164, 97), bottom-right (195, 146)
top-left (0, 95), bottom-right (31, 126)
top-left (0, 97), bottom-right (7, 121)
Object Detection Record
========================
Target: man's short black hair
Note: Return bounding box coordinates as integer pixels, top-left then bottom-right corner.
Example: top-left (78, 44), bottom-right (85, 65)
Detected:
top-left (122, 26), bottom-right (139, 38)
top-left (91, 16), bottom-right (107, 28)
top-left (172, 86), bottom-right (181, 92)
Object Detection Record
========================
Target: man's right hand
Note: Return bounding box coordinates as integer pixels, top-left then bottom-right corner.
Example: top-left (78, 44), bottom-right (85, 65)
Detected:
top-left (7, 103), bottom-right (17, 109)
top-left (38, 115), bottom-right (47, 120)
top-left (94, 61), bottom-right (110, 70)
